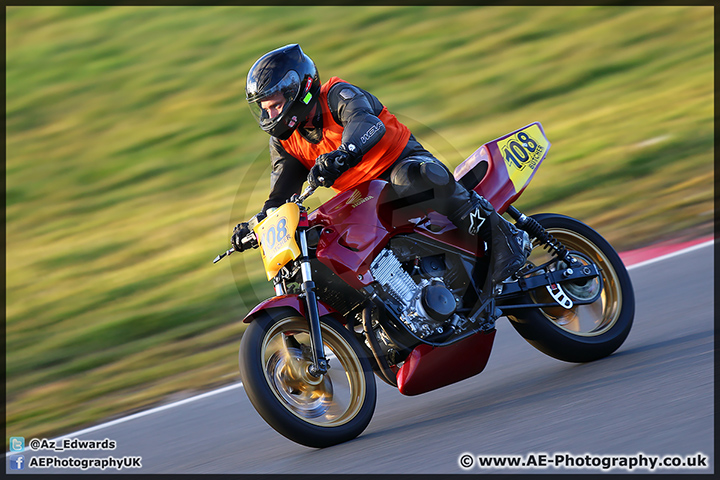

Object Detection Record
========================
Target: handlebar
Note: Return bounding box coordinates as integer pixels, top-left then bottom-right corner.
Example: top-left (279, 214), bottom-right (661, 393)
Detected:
top-left (213, 247), bottom-right (235, 264)
top-left (213, 178), bottom-right (322, 264)
top-left (293, 177), bottom-right (322, 205)
top-left (213, 232), bottom-right (256, 264)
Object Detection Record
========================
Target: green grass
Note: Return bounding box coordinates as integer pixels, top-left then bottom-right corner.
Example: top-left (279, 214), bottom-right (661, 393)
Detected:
top-left (5, 6), bottom-right (713, 444)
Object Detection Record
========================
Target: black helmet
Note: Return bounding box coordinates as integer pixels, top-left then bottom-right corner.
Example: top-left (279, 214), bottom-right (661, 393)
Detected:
top-left (246, 44), bottom-right (321, 140)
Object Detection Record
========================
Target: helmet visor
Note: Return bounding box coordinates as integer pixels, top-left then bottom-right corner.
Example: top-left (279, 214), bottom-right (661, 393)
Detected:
top-left (247, 70), bottom-right (301, 129)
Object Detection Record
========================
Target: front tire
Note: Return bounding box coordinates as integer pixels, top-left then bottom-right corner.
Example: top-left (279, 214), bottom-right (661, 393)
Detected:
top-left (239, 308), bottom-right (377, 448)
top-left (507, 214), bottom-right (635, 363)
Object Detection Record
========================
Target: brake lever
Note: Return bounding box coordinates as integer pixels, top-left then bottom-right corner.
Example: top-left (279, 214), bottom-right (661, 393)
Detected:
top-left (216, 177), bottom-right (322, 264)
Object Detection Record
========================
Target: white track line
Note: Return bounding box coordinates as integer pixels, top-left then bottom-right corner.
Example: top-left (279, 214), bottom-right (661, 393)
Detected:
top-left (6, 383), bottom-right (244, 456)
top-left (6, 238), bottom-right (715, 455)
top-left (625, 239), bottom-right (714, 270)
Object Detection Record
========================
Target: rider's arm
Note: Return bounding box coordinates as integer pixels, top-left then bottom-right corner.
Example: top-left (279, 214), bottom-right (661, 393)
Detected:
top-left (326, 82), bottom-right (387, 166)
top-left (262, 137), bottom-right (308, 214)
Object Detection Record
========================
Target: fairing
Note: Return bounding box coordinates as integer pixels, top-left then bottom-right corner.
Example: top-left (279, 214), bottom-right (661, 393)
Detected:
top-left (309, 180), bottom-right (412, 289)
top-left (454, 122), bottom-right (551, 213)
top-left (396, 329), bottom-right (496, 396)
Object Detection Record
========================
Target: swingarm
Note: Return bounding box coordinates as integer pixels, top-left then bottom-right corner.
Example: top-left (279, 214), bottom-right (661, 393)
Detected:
top-left (497, 252), bottom-right (603, 310)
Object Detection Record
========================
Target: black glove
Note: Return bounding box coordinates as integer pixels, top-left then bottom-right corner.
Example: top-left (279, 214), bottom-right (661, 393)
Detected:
top-left (230, 212), bottom-right (265, 251)
top-left (231, 222), bottom-right (251, 252)
top-left (307, 147), bottom-right (357, 189)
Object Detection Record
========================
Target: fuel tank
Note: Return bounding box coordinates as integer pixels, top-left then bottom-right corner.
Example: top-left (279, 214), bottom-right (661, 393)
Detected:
top-left (309, 180), bottom-right (404, 290)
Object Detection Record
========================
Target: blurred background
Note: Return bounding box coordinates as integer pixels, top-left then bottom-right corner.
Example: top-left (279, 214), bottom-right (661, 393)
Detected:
top-left (5, 6), bottom-right (713, 445)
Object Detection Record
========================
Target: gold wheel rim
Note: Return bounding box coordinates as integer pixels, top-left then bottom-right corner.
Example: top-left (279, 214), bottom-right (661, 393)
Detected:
top-left (528, 229), bottom-right (622, 337)
top-left (261, 316), bottom-right (366, 427)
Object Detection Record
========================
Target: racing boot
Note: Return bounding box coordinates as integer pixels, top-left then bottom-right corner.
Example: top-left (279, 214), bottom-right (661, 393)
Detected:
top-left (452, 191), bottom-right (531, 286)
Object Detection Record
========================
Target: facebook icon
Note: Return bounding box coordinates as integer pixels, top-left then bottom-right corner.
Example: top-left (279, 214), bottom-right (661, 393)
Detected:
top-left (9, 455), bottom-right (24, 470)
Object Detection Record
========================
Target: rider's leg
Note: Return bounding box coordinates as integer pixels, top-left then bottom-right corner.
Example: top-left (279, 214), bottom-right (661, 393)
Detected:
top-left (385, 156), bottom-right (530, 285)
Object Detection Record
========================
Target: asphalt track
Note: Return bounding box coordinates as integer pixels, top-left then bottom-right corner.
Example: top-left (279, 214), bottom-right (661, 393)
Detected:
top-left (6, 238), bottom-right (715, 475)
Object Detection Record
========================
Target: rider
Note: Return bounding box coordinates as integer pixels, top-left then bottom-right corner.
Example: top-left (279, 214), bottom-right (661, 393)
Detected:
top-left (232, 44), bottom-right (530, 287)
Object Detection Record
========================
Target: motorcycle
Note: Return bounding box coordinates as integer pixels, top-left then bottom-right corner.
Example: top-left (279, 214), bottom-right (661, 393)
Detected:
top-left (214, 122), bottom-right (635, 448)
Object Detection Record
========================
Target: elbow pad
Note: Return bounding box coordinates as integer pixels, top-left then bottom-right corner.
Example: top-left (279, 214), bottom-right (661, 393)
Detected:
top-left (329, 83), bottom-right (387, 159)
top-left (342, 116), bottom-right (386, 162)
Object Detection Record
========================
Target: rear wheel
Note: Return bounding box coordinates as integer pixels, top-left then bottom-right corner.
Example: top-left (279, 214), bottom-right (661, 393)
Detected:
top-left (507, 214), bottom-right (634, 363)
top-left (239, 308), bottom-right (376, 448)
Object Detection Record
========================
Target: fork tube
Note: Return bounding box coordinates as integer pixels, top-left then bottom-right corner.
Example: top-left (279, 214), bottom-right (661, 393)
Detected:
top-left (272, 276), bottom-right (286, 296)
top-left (298, 228), bottom-right (328, 377)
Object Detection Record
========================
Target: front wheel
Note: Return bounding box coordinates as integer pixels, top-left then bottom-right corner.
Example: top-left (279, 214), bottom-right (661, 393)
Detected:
top-left (507, 214), bottom-right (635, 363)
top-left (239, 308), bottom-right (376, 448)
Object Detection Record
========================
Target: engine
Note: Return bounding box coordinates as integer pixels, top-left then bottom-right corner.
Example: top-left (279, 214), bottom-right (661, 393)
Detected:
top-left (369, 246), bottom-right (463, 339)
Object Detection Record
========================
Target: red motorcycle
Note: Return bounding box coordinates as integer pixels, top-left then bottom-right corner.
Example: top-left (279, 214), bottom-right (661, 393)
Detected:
top-left (215, 122), bottom-right (635, 448)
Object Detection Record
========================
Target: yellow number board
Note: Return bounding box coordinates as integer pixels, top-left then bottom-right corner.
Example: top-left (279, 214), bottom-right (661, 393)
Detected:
top-left (253, 203), bottom-right (301, 280)
top-left (497, 123), bottom-right (550, 192)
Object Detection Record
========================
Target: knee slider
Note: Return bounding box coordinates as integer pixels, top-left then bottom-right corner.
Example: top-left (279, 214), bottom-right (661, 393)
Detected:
top-left (390, 157), bottom-right (453, 198)
top-left (419, 161), bottom-right (452, 188)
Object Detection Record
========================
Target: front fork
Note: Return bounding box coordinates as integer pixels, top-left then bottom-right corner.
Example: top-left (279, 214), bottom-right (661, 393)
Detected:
top-left (277, 209), bottom-right (328, 378)
top-left (298, 228), bottom-right (329, 377)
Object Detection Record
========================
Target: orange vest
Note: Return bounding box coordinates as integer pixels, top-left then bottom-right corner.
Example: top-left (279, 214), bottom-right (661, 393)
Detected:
top-left (280, 77), bottom-right (411, 192)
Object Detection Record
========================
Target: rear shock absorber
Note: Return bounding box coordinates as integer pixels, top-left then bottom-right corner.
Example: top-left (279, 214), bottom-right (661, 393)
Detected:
top-left (505, 206), bottom-right (576, 266)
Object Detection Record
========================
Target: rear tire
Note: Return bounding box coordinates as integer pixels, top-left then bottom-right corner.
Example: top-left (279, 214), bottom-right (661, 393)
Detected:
top-left (507, 214), bottom-right (635, 363)
top-left (239, 308), bottom-right (376, 448)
